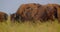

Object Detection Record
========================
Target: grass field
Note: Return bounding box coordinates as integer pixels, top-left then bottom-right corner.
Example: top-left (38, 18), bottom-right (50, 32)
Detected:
top-left (0, 19), bottom-right (60, 32)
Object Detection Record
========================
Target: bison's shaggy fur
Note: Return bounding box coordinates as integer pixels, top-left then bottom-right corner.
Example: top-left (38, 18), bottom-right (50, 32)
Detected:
top-left (16, 3), bottom-right (42, 21)
top-left (0, 12), bottom-right (8, 22)
top-left (16, 3), bottom-right (50, 22)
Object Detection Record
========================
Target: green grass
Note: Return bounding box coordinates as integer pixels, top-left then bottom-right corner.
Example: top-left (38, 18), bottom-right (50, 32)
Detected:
top-left (0, 19), bottom-right (60, 32)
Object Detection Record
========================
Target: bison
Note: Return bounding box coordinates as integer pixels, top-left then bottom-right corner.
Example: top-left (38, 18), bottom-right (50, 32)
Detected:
top-left (0, 12), bottom-right (8, 22)
top-left (16, 3), bottom-right (50, 22)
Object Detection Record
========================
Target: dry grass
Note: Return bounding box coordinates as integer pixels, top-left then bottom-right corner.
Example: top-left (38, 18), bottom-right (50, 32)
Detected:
top-left (0, 19), bottom-right (60, 32)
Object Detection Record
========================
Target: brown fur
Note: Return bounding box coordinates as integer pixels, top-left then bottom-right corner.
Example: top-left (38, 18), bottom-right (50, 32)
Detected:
top-left (32, 5), bottom-right (47, 21)
top-left (54, 4), bottom-right (60, 23)
top-left (16, 3), bottom-right (49, 22)
top-left (44, 4), bottom-right (58, 21)
top-left (16, 3), bottom-right (41, 21)
top-left (0, 12), bottom-right (8, 22)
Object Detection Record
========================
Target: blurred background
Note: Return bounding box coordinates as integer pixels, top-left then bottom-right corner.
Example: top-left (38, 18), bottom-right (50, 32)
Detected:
top-left (0, 0), bottom-right (60, 14)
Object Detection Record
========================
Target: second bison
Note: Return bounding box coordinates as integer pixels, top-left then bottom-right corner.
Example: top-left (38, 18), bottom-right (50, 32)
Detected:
top-left (0, 11), bottom-right (8, 22)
